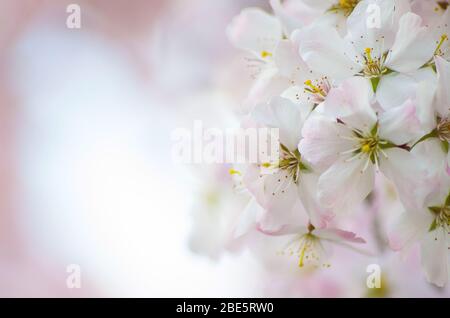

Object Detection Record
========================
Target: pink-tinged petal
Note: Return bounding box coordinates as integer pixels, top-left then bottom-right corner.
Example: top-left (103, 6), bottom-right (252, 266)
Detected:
top-left (323, 77), bottom-right (377, 132)
top-left (388, 209), bottom-right (432, 252)
top-left (226, 8), bottom-right (282, 55)
top-left (446, 151), bottom-right (450, 177)
top-left (435, 56), bottom-right (450, 118)
top-left (299, 113), bottom-right (354, 170)
top-left (293, 25), bottom-right (361, 80)
top-left (385, 13), bottom-right (436, 73)
top-left (297, 172), bottom-right (335, 228)
top-left (420, 227), bottom-right (449, 287)
top-left (379, 148), bottom-right (428, 211)
top-left (256, 223), bottom-right (308, 236)
top-left (318, 158), bottom-right (375, 213)
top-left (314, 228), bottom-right (366, 244)
top-left (378, 99), bottom-right (422, 145)
top-left (270, 0), bottom-right (321, 35)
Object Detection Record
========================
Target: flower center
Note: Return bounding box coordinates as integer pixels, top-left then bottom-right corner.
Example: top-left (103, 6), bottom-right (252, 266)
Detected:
top-left (277, 144), bottom-right (309, 184)
top-left (437, 117), bottom-right (450, 142)
top-left (329, 0), bottom-right (360, 16)
top-left (340, 124), bottom-right (391, 170)
top-left (261, 144), bottom-right (310, 197)
top-left (362, 48), bottom-right (388, 79)
top-left (304, 78), bottom-right (331, 104)
top-left (280, 225), bottom-right (331, 269)
top-left (428, 204), bottom-right (450, 231)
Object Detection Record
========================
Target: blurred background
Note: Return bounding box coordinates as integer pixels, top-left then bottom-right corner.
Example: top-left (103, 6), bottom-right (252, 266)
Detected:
top-left (1, 0), bottom-right (261, 297)
top-left (1, 0), bottom-right (449, 297)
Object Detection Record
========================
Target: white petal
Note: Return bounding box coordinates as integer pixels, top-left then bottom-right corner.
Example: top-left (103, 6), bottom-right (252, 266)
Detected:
top-left (347, 0), bottom-right (410, 56)
top-left (273, 39), bottom-right (310, 85)
top-left (297, 172), bottom-right (334, 228)
top-left (226, 8), bottom-right (282, 55)
top-left (323, 77), bottom-right (377, 132)
top-left (376, 68), bottom-right (437, 110)
top-left (293, 25), bottom-right (362, 80)
top-left (412, 138), bottom-right (447, 181)
top-left (300, 0), bottom-right (334, 10)
top-left (252, 96), bottom-right (303, 150)
top-left (435, 56), bottom-right (450, 118)
top-left (379, 148), bottom-right (427, 210)
top-left (318, 158), bottom-right (375, 212)
top-left (420, 227), bottom-right (449, 287)
top-left (245, 67), bottom-right (290, 107)
top-left (385, 13), bottom-right (436, 73)
top-left (233, 198), bottom-right (263, 239)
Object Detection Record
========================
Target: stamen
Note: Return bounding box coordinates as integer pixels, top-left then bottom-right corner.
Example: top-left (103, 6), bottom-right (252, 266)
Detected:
top-left (438, 121), bottom-right (450, 143)
top-left (304, 78), bottom-right (331, 104)
top-left (362, 48), bottom-right (387, 78)
top-left (328, 0), bottom-right (360, 16)
top-left (435, 34), bottom-right (448, 56)
top-left (304, 80), bottom-right (325, 96)
top-left (364, 48), bottom-right (373, 63)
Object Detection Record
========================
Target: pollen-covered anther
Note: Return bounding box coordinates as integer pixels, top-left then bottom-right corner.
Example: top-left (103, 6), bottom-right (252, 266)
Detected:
top-left (260, 50), bottom-right (272, 59)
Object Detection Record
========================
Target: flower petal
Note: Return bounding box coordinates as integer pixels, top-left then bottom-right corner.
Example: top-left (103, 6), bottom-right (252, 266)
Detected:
top-left (273, 39), bottom-right (310, 85)
top-left (226, 8), bottom-right (282, 55)
top-left (385, 13), bottom-right (436, 73)
top-left (376, 68), bottom-right (437, 111)
top-left (435, 56), bottom-right (450, 118)
top-left (379, 148), bottom-right (427, 211)
top-left (256, 224), bottom-right (308, 236)
top-left (270, 0), bottom-right (321, 35)
top-left (347, 0), bottom-right (410, 56)
top-left (388, 209), bottom-right (432, 252)
top-left (420, 227), bottom-right (449, 287)
top-left (378, 99), bottom-right (422, 145)
top-left (252, 96), bottom-right (304, 150)
top-left (318, 158), bottom-right (375, 212)
top-left (323, 77), bottom-right (377, 132)
top-left (299, 113), bottom-right (354, 170)
top-left (297, 172), bottom-right (335, 228)
top-left (314, 228), bottom-right (366, 244)
top-left (293, 25), bottom-right (361, 80)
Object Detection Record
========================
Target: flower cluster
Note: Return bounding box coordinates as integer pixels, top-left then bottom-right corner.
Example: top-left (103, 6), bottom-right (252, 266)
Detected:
top-left (226, 0), bottom-right (450, 287)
